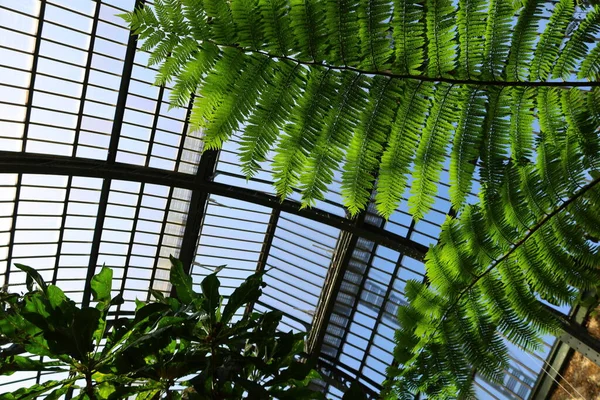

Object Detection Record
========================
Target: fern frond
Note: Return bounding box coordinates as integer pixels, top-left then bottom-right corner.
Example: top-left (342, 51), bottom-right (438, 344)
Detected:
top-left (562, 88), bottom-right (600, 168)
top-left (409, 83), bottom-right (459, 220)
top-left (506, 0), bottom-right (543, 81)
top-left (232, 0), bottom-right (264, 49)
top-left (325, 0), bottom-right (360, 66)
top-left (201, 55), bottom-right (273, 149)
top-left (553, 6), bottom-right (600, 80)
top-left (425, 0), bottom-right (457, 78)
top-left (457, 0), bottom-right (486, 79)
top-left (530, 0), bottom-right (573, 81)
top-left (509, 87), bottom-right (535, 164)
top-left (479, 87), bottom-right (510, 191)
top-left (357, 0), bottom-right (393, 71)
top-left (376, 80), bottom-right (433, 218)
top-left (259, 0), bottom-right (292, 56)
top-left (300, 72), bottom-right (367, 206)
top-left (342, 76), bottom-right (400, 215)
top-left (169, 43), bottom-right (220, 108)
top-left (155, 37), bottom-right (198, 86)
top-left (536, 86), bottom-right (567, 145)
top-left (482, 0), bottom-right (513, 80)
top-left (449, 86), bottom-right (486, 209)
top-left (392, 0), bottom-right (425, 75)
top-left (182, 0), bottom-right (210, 40)
top-left (188, 48), bottom-right (247, 136)
top-left (239, 62), bottom-right (305, 177)
top-left (289, 0), bottom-right (327, 62)
top-left (203, 0), bottom-right (237, 44)
top-left (273, 68), bottom-right (337, 197)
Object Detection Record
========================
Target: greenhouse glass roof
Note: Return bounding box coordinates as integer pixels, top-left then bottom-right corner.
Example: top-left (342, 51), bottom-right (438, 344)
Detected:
top-left (0, 0), bottom-right (585, 398)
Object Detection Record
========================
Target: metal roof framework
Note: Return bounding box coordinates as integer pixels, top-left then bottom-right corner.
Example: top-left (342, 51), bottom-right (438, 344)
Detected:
top-left (0, 1), bottom-right (599, 398)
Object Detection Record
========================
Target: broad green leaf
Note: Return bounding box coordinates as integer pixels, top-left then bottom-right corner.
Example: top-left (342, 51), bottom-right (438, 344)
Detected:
top-left (91, 266), bottom-right (112, 303)
top-left (72, 308), bottom-right (101, 361)
top-left (0, 356), bottom-right (66, 375)
top-left (15, 264), bottom-right (48, 294)
top-left (169, 256), bottom-right (195, 304)
top-left (201, 274), bottom-right (220, 321)
top-left (221, 273), bottom-right (263, 324)
top-left (46, 285), bottom-right (67, 309)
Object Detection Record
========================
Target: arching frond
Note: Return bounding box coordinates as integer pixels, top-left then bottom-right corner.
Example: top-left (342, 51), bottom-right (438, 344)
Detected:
top-left (506, 0), bottom-right (543, 81)
top-left (409, 83), bottom-right (460, 220)
top-left (530, 0), bottom-right (573, 81)
top-left (457, 0), bottom-right (486, 79)
top-left (239, 61), bottom-right (305, 177)
top-left (553, 6), bottom-right (600, 80)
top-left (425, 0), bottom-right (457, 78)
top-left (482, 0), bottom-right (513, 79)
top-left (449, 86), bottom-right (486, 209)
top-left (357, 0), bottom-right (393, 71)
top-left (273, 68), bottom-right (338, 197)
top-left (342, 76), bottom-right (400, 215)
top-left (509, 87), bottom-right (535, 164)
top-left (325, 0), bottom-right (360, 66)
top-left (392, 0), bottom-right (425, 75)
top-left (300, 72), bottom-right (367, 206)
top-left (479, 87), bottom-right (510, 192)
top-left (376, 81), bottom-right (433, 218)
top-left (289, 0), bottom-right (327, 62)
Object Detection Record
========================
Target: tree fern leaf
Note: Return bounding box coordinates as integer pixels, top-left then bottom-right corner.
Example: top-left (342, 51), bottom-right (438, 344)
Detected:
top-left (498, 258), bottom-right (559, 333)
top-left (425, 0), bottom-right (457, 78)
top-left (259, 0), bottom-right (292, 56)
top-left (553, 6), bottom-right (600, 80)
top-left (239, 62), bottom-right (305, 178)
top-left (482, 0), bottom-right (513, 80)
top-left (536, 86), bottom-right (567, 145)
top-left (530, 0), bottom-right (573, 81)
top-left (289, 0), bottom-right (327, 62)
top-left (182, 0), bottom-right (210, 40)
top-left (357, 0), bottom-right (393, 71)
top-left (342, 76), bottom-right (401, 216)
top-left (461, 206), bottom-right (500, 266)
top-left (409, 83), bottom-right (459, 220)
top-left (561, 88), bottom-right (600, 168)
top-left (506, 0), bottom-right (543, 81)
top-left (169, 43), bottom-right (220, 108)
top-left (273, 68), bottom-right (337, 198)
top-left (326, 0), bottom-right (360, 66)
top-left (376, 80), bottom-right (433, 218)
top-left (479, 87), bottom-right (510, 192)
top-left (231, 0), bottom-right (264, 49)
top-left (202, 55), bottom-right (273, 149)
top-left (300, 72), bottom-right (366, 206)
top-left (155, 37), bottom-right (198, 86)
top-left (449, 86), bottom-right (486, 209)
top-left (478, 273), bottom-right (542, 351)
top-left (517, 165), bottom-right (551, 222)
top-left (500, 164), bottom-right (535, 230)
top-left (203, 0), bottom-right (237, 44)
top-left (188, 48), bottom-right (246, 136)
top-left (391, 0), bottom-right (425, 75)
top-left (457, 0), bottom-right (486, 79)
top-left (509, 87), bottom-right (535, 165)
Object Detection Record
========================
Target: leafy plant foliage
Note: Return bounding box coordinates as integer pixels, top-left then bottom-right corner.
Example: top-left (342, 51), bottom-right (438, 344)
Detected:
top-left (122, 0), bottom-right (600, 220)
top-left (0, 259), bottom-right (322, 399)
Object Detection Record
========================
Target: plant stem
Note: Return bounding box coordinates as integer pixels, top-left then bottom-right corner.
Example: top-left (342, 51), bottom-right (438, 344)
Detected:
top-left (85, 371), bottom-right (97, 400)
top-left (203, 40), bottom-right (600, 88)
top-left (420, 173), bottom-right (600, 355)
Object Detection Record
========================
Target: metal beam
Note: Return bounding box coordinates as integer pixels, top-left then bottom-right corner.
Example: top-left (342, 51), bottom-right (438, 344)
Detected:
top-left (529, 304), bottom-right (590, 400)
top-left (306, 229), bottom-right (358, 355)
top-left (81, 0), bottom-right (144, 308)
top-left (245, 208), bottom-right (280, 316)
top-left (0, 151), bottom-right (429, 259)
top-left (171, 149), bottom-right (219, 291)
